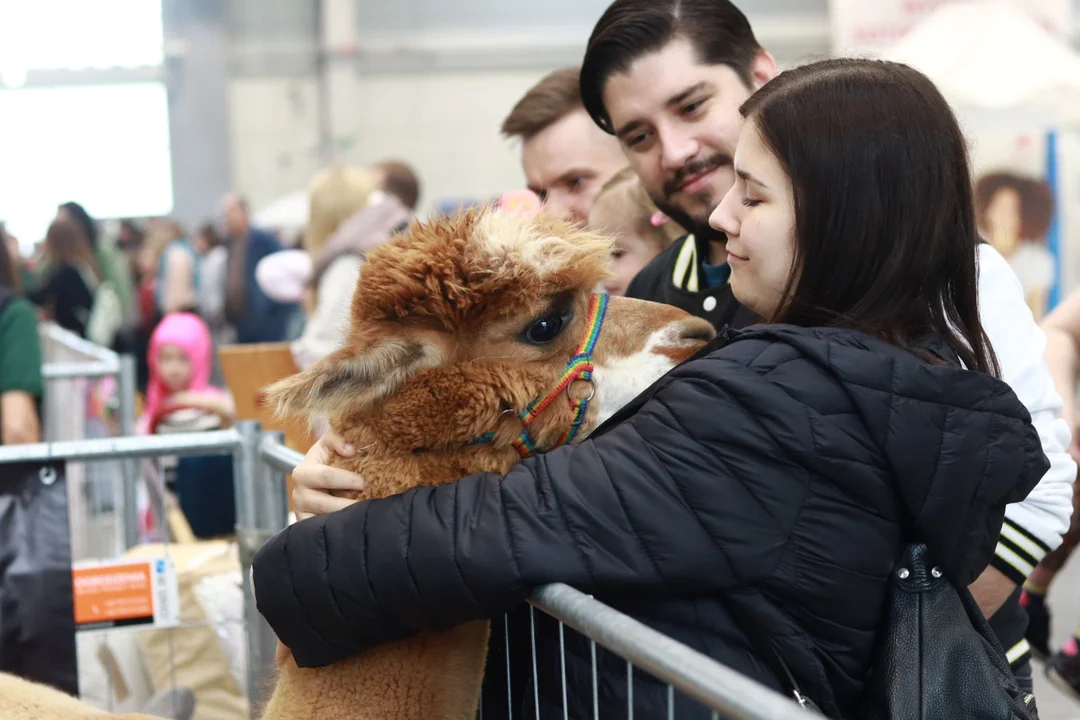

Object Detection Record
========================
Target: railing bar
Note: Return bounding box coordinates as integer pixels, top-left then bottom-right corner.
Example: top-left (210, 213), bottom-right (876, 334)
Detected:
top-left (530, 584), bottom-right (806, 719)
top-left (0, 429), bottom-right (243, 465)
top-left (627, 659), bottom-right (634, 720)
top-left (41, 323), bottom-right (120, 364)
top-left (560, 621), bottom-right (568, 720)
top-left (505, 613), bottom-right (513, 720)
top-left (591, 639), bottom-right (599, 720)
top-left (668, 685), bottom-right (674, 720)
top-left (85, 618), bottom-right (248, 632)
top-left (257, 438), bottom-right (304, 473)
top-left (42, 361), bottom-right (120, 379)
top-left (531, 606), bottom-right (540, 720)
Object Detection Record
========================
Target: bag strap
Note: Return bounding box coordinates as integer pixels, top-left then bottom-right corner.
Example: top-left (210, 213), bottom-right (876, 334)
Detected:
top-left (736, 616), bottom-right (823, 713)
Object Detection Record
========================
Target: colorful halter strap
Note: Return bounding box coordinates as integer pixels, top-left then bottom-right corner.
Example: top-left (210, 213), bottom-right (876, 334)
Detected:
top-left (472, 292), bottom-right (609, 458)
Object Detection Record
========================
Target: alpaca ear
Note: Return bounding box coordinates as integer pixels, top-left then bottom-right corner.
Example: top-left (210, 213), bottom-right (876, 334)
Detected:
top-left (261, 338), bottom-right (441, 421)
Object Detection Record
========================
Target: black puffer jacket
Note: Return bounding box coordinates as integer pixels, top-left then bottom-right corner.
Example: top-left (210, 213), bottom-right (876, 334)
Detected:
top-left (253, 325), bottom-right (1048, 718)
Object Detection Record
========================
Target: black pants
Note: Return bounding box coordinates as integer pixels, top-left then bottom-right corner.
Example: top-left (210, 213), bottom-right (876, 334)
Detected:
top-left (0, 464), bottom-right (78, 695)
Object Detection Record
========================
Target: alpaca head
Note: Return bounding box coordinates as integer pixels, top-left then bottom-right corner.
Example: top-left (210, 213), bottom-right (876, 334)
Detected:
top-left (264, 206), bottom-right (714, 462)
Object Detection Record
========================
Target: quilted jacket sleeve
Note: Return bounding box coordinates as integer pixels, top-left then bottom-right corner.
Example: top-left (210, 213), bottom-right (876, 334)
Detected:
top-left (252, 357), bottom-right (813, 669)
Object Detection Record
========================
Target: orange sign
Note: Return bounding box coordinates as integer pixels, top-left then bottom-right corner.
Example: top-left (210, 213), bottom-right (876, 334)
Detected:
top-left (72, 560), bottom-right (172, 630)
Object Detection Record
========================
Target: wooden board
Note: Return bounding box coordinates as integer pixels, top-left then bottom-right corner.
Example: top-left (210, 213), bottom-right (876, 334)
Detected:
top-left (218, 343), bottom-right (315, 512)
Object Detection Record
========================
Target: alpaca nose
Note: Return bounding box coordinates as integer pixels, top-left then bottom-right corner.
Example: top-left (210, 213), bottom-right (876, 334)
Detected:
top-left (677, 317), bottom-right (716, 344)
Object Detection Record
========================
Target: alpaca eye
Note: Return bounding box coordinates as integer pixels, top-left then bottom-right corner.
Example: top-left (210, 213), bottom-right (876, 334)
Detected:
top-left (522, 313), bottom-right (568, 345)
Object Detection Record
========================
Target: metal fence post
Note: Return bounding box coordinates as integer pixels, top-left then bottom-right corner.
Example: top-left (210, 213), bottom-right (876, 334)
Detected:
top-left (258, 430), bottom-right (290, 536)
top-left (119, 354), bottom-right (139, 550)
top-left (250, 430), bottom-right (290, 714)
top-left (233, 421), bottom-right (276, 717)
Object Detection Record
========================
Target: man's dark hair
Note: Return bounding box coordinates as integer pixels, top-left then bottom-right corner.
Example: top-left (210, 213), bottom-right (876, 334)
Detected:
top-left (375, 160), bottom-right (421, 210)
top-left (580, 0), bottom-right (761, 133)
top-left (742, 57), bottom-right (998, 378)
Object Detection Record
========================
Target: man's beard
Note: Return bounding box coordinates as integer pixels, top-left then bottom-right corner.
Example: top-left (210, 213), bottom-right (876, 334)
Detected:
top-left (652, 152), bottom-right (732, 246)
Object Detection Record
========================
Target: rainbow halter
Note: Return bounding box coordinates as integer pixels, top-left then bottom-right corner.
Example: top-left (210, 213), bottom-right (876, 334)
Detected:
top-left (472, 293), bottom-right (609, 458)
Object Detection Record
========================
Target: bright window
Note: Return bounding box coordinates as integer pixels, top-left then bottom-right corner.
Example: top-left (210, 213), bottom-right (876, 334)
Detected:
top-left (0, 83), bottom-right (173, 247)
top-left (0, 0), bottom-right (163, 83)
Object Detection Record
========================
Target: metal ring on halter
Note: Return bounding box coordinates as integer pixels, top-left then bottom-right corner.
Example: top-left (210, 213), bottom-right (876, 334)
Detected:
top-left (40, 439), bottom-right (57, 486)
top-left (566, 379), bottom-right (596, 404)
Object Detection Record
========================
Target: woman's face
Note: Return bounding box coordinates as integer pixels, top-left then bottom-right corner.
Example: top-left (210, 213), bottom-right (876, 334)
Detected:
top-left (158, 343), bottom-right (192, 394)
top-left (709, 119), bottom-right (796, 318)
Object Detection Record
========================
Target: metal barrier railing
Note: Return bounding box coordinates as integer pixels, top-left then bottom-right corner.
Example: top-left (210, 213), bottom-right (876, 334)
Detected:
top-left (0, 418), bottom-right (808, 719)
top-left (255, 439), bottom-right (808, 720)
top-left (0, 427), bottom-right (265, 719)
top-left (39, 323), bottom-right (141, 559)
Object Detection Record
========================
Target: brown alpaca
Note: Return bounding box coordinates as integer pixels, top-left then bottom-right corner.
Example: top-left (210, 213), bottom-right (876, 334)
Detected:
top-left (260, 207), bottom-right (714, 719)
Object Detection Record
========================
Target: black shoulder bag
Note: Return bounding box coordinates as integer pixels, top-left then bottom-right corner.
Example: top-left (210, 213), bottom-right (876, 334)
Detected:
top-left (738, 546), bottom-right (1040, 719)
top-left (856, 543), bottom-right (1038, 719)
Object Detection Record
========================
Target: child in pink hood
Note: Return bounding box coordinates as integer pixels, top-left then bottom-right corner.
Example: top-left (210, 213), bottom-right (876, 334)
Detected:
top-left (138, 312), bottom-right (235, 434)
top-left (138, 312), bottom-right (237, 539)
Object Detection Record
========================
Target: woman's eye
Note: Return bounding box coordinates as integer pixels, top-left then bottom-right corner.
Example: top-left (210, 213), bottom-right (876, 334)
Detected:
top-left (741, 197), bottom-right (761, 208)
top-left (523, 313), bottom-right (567, 345)
top-left (682, 99), bottom-right (705, 115)
top-left (611, 248), bottom-right (626, 260)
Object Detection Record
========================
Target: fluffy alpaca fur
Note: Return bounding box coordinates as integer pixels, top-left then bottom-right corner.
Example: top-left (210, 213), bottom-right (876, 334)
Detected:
top-left (0, 672), bottom-right (162, 719)
top-left (260, 207), bottom-right (713, 719)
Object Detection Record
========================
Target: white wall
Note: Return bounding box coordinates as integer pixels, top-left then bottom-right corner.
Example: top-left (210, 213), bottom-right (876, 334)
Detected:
top-left (222, 0), bottom-right (832, 216)
top-left (328, 69), bottom-right (548, 211)
top-left (228, 76), bottom-right (323, 208)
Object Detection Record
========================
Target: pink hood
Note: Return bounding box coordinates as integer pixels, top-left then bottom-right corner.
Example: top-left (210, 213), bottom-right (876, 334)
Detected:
top-left (139, 312), bottom-right (216, 434)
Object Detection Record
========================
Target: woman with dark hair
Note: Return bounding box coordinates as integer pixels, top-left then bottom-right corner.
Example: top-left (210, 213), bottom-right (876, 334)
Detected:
top-left (251, 59), bottom-right (1049, 717)
top-left (57, 201), bottom-right (134, 318)
top-left (28, 218), bottom-right (98, 338)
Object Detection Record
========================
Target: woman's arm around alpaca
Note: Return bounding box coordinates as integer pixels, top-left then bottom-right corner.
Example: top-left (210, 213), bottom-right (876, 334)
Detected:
top-left (253, 331), bottom-right (1048, 669)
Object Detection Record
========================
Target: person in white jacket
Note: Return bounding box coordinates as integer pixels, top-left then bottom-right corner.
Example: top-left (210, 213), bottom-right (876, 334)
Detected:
top-left (1022, 282), bottom-right (1080, 695)
top-left (970, 243), bottom-right (1075, 695)
top-left (255, 163), bottom-right (420, 371)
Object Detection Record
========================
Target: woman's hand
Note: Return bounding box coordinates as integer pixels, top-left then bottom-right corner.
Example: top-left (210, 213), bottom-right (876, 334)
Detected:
top-left (291, 432), bottom-right (367, 520)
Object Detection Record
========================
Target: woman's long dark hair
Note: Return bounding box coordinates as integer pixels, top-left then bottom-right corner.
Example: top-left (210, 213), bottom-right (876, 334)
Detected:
top-left (45, 217), bottom-right (100, 283)
top-left (743, 58), bottom-right (998, 377)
